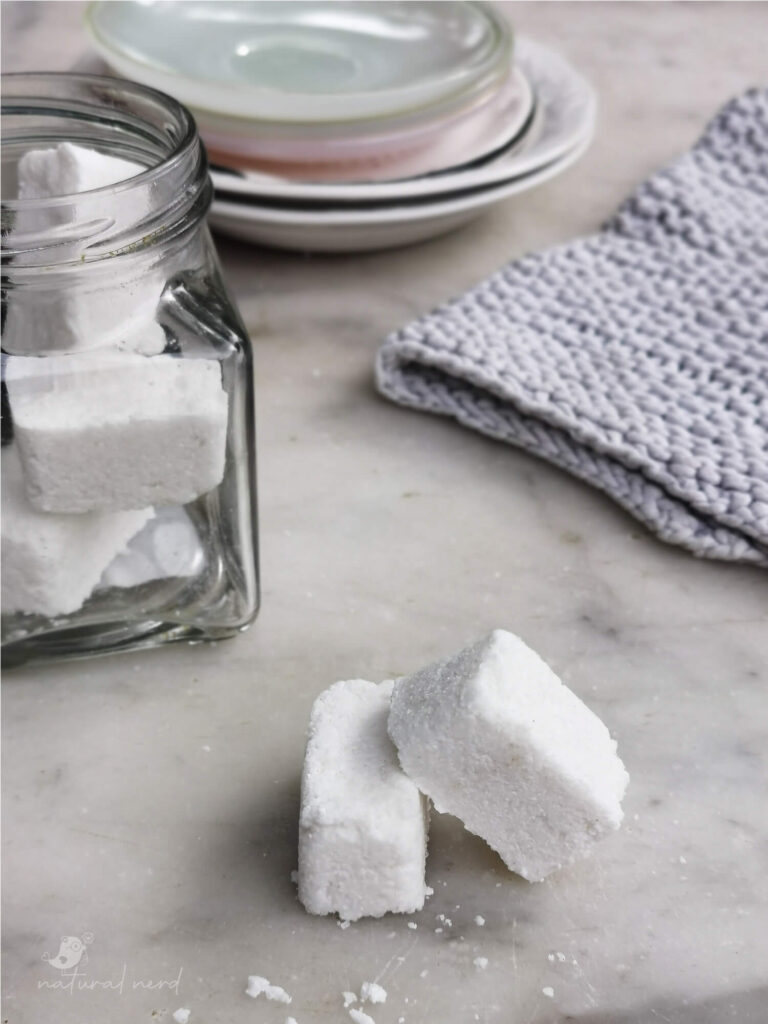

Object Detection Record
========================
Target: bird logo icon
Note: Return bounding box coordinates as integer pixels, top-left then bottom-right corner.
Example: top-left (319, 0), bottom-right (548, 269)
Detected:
top-left (42, 932), bottom-right (94, 970)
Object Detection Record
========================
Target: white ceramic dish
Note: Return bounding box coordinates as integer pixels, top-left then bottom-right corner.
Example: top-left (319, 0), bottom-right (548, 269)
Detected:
top-left (208, 129), bottom-right (592, 252)
top-left (200, 66), bottom-right (533, 183)
top-left (86, 0), bottom-right (511, 124)
top-left (210, 38), bottom-right (593, 199)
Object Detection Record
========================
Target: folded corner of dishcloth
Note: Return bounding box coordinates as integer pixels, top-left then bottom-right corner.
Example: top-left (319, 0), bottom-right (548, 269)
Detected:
top-left (375, 88), bottom-right (768, 567)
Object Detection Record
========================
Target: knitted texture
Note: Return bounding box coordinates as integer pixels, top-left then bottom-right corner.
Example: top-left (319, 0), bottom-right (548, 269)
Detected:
top-left (376, 90), bottom-right (768, 566)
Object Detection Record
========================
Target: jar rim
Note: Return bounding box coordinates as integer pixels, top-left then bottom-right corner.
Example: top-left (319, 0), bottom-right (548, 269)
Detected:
top-left (1, 72), bottom-right (210, 266)
top-left (1, 71), bottom-right (199, 209)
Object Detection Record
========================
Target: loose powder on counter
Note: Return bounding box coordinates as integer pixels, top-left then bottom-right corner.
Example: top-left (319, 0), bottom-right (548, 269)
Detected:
top-left (348, 1009), bottom-right (375, 1024)
top-left (245, 975), bottom-right (292, 1003)
top-left (360, 981), bottom-right (387, 1004)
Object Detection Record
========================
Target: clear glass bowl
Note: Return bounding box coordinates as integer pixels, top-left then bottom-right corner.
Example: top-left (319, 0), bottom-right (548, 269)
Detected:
top-left (86, 1), bottom-right (513, 124)
top-left (1, 73), bottom-right (260, 666)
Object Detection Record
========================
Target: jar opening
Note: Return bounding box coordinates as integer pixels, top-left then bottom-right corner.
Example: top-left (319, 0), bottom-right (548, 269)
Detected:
top-left (1, 72), bottom-right (211, 267)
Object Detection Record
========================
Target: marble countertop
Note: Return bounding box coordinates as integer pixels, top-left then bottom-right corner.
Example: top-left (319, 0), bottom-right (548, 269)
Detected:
top-left (3, 3), bottom-right (767, 1023)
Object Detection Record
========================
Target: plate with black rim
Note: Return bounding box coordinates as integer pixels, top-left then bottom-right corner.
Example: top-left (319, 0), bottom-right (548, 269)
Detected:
top-left (208, 38), bottom-right (595, 205)
top-left (208, 127), bottom-right (593, 252)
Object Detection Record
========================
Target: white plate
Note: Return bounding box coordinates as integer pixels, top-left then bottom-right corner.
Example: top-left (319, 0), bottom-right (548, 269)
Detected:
top-left (86, 0), bottom-right (511, 124)
top-left (199, 66), bottom-right (533, 183)
top-left (208, 129), bottom-right (592, 252)
top-left (210, 37), bottom-right (594, 200)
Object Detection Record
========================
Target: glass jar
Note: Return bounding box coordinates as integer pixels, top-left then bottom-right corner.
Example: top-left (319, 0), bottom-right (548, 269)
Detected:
top-left (1, 73), bottom-right (259, 666)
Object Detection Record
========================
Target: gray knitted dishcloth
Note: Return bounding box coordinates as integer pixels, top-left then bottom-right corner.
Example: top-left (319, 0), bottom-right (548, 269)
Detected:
top-left (376, 89), bottom-right (768, 566)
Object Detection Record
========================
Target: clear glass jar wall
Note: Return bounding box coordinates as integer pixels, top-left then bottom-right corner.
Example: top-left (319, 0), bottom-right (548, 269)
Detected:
top-left (1, 74), bottom-right (259, 665)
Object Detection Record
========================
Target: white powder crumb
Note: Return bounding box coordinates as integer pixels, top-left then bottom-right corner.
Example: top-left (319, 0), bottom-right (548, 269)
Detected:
top-left (173, 1011), bottom-right (191, 1024)
top-left (542, 987), bottom-right (554, 998)
top-left (474, 915), bottom-right (485, 927)
top-left (419, 969), bottom-right (428, 978)
top-left (290, 870), bottom-right (298, 884)
top-left (435, 927), bottom-right (443, 933)
top-left (436, 913), bottom-right (445, 922)
top-left (407, 921), bottom-right (417, 930)
top-left (266, 985), bottom-right (292, 1004)
top-left (398, 1018), bottom-right (405, 1023)
top-left (245, 975), bottom-right (292, 1004)
top-left (286, 1019), bottom-right (298, 1024)
top-left (246, 976), bottom-right (269, 999)
top-left (473, 957), bottom-right (488, 970)
top-left (495, 882), bottom-right (501, 887)
top-left (343, 991), bottom-right (357, 1008)
top-left (360, 982), bottom-right (387, 1005)
top-left (556, 952), bottom-right (567, 962)
top-left (547, 953), bottom-right (555, 962)
top-left (338, 919), bottom-right (351, 929)
top-left (425, 886), bottom-right (434, 897)
top-left (444, 918), bottom-right (453, 928)
top-left (679, 855), bottom-right (687, 864)
top-left (348, 1010), bottom-right (375, 1024)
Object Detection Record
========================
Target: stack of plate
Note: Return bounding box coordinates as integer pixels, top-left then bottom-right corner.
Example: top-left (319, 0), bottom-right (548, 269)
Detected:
top-left (87, 1), bottom-right (596, 252)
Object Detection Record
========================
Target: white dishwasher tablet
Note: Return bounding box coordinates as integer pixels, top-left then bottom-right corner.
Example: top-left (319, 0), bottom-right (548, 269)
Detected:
top-left (17, 141), bottom-right (143, 198)
top-left (298, 679), bottom-right (429, 921)
top-left (388, 630), bottom-right (629, 881)
top-left (1, 446), bottom-right (151, 617)
top-left (6, 350), bottom-right (228, 513)
top-left (4, 142), bottom-right (165, 356)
